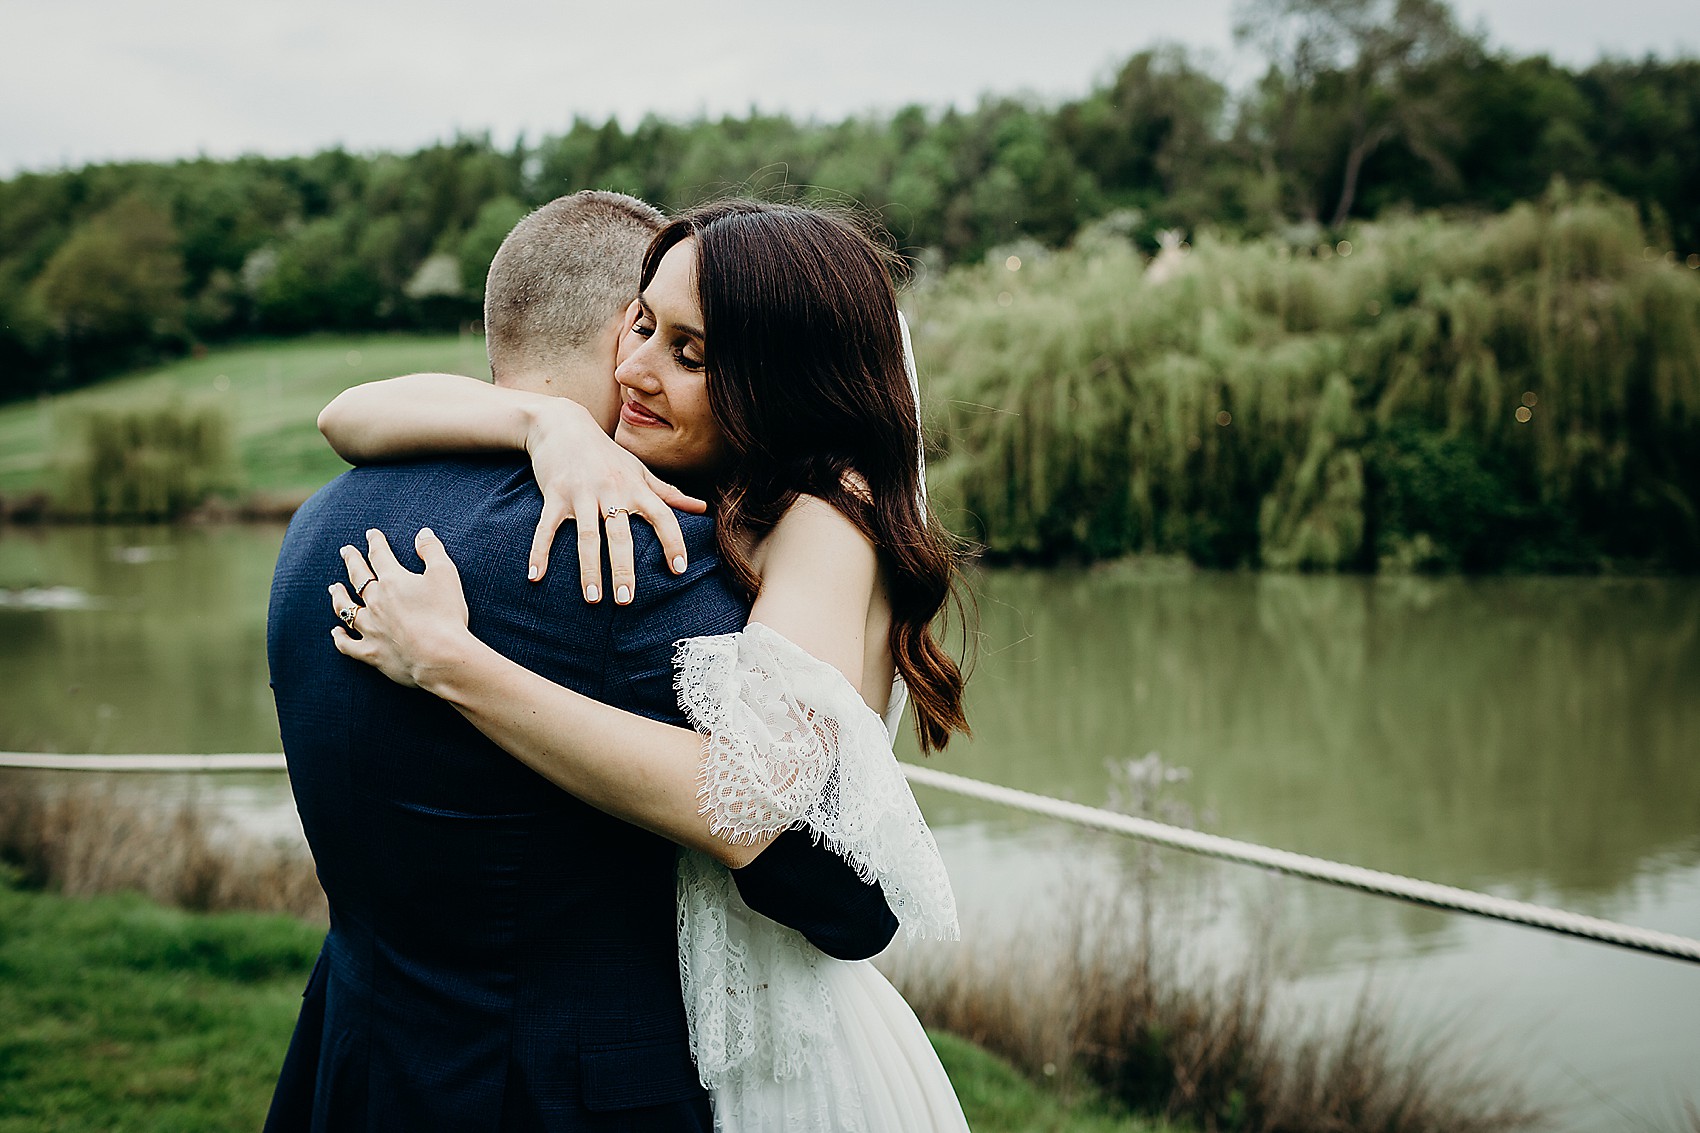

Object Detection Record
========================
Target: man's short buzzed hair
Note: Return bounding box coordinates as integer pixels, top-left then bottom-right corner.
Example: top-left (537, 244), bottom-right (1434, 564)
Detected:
top-left (483, 191), bottom-right (664, 378)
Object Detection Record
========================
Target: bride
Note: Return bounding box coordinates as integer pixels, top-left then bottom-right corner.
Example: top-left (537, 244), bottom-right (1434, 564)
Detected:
top-left (320, 199), bottom-right (973, 1132)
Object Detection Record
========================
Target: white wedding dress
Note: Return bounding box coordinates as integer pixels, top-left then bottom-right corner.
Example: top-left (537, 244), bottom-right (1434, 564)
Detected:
top-left (672, 622), bottom-right (971, 1133)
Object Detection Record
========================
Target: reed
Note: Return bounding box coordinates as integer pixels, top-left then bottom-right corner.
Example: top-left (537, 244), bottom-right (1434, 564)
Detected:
top-left (914, 184), bottom-right (1700, 571)
top-left (0, 777), bottom-right (325, 922)
top-left (54, 398), bottom-right (239, 520)
top-left (882, 892), bottom-right (1540, 1133)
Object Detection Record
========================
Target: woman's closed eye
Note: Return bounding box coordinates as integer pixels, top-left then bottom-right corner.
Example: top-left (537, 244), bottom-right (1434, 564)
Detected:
top-left (631, 316), bottom-right (702, 369)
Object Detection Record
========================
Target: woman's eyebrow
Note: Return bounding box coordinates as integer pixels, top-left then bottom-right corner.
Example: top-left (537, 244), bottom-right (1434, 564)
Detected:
top-left (637, 292), bottom-right (703, 344)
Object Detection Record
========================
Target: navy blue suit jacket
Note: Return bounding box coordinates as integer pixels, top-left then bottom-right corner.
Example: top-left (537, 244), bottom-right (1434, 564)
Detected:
top-left (264, 456), bottom-right (897, 1132)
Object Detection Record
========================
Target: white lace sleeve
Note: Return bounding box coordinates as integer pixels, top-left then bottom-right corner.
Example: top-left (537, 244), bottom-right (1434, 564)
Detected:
top-left (673, 620), bottom-right (959, 939)
top-left (671, 621), bottom-right (958, 1109)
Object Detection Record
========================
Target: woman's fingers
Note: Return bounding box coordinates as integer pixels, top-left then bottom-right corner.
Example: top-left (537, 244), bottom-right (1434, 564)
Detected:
top-left (327, 581), bottom-right (360, 632)
top-left (339, 543), bottom-right (373, 590)
top-left (528, 497), bottom-right (569, 583)
top-left (529, 480), bottom-right (698, 601)
top-left (639, 492), bottom-right (690, 576)
top-left (604, 508), bottom-right (636, 605)
top-left (648, 472), bottom-right (709, 516)
top-left (330, 624), bottom-right (378, 661)
top-left (414, 528), bottom-right (460, 587)
top-left (574, 492), bottom-right (605, 603)
top-left (365, 528), bottom-right (404, 576)
top-left (341, 546), bottom-right (378, 593)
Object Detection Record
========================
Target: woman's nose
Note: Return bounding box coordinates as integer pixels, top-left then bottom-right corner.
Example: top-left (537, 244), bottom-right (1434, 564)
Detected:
top-left (614, 344), bottom-right (661, 391)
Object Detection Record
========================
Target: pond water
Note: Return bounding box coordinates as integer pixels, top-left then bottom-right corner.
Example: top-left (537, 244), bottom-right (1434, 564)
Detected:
top-left (1, 524), bottom-right (1695, 1128)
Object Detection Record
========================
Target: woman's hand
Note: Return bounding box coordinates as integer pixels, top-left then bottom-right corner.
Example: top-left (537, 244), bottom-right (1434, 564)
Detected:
top-left (524, 399), bottom-right (707, 604)
top-left (329, 528), bottom-right (473, 692)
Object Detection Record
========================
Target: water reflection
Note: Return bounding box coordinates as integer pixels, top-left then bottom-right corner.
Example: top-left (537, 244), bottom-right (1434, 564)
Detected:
top-left (0, 525), bottom-right (285, 754)
top-left (913, 567), bottom-right (1700, 912)
top-left (2, 528), bottom-right (1696, 1127)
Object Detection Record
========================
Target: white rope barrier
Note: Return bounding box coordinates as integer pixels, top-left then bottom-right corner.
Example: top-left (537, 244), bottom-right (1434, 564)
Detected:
top-left (3, 750), bottom-right (1695, 965)
top-left (901, 763), bottom-right (1700, 967)
top-left (0, 752), bottom-right (287, 772)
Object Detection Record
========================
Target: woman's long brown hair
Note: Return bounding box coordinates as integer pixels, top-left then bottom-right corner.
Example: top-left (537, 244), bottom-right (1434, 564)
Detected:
top-left (638, 200), bottom-right (970, 751)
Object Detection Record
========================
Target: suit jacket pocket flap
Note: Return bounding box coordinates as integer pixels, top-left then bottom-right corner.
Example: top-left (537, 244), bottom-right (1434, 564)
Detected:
top-left (579, 1038), bottom-right (702, 1111)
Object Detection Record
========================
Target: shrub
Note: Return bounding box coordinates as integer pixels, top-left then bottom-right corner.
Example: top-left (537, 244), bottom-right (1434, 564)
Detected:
top-left (55, 399), bottom-right (239, 520)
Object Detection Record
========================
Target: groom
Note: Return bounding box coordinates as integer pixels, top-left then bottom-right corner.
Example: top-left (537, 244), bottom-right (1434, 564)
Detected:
top-left (264, 191), bottom-right (898, 1132)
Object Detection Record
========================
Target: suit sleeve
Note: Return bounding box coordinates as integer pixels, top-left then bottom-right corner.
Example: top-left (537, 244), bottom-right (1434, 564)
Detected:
top-left (730, 829), bottom-right (899, 960)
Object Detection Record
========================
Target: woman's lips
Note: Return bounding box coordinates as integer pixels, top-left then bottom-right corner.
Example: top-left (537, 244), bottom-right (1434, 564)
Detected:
top-left (620, 400), bottom-right (668, 428)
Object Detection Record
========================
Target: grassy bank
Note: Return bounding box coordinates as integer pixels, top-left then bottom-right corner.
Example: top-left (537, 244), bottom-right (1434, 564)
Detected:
top-left (0, 332), bottom-right (488, 506)
top-left (0, 874), bottom-right (1165, 1133)
top-left (0, 782), bottom-right (1168, 1132)
top-left (0, 869), bottom-right (320, 1132)
top-left (1, 779), bottom-right (1547, 1133)
top-left (916, 185), bottom-right (1700, 572)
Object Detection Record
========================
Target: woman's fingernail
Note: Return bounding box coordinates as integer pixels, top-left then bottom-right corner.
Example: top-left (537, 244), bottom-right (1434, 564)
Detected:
top-left (585, 585), bottom-right (600, 603)
top-left (420, 527), bottom-right (433, 539)
top-left (528, 564), bottom-right (541, 581)
top-left (615, 585), bottom-right (631, 605)
top-left (671, 555), bottom-right (687, 573)
top-left (328, 585), bottom-right (337, 594)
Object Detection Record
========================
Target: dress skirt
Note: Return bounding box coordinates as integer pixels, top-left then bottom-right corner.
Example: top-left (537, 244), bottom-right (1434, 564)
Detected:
top-left (713, 958), bottom-right (971, 1133)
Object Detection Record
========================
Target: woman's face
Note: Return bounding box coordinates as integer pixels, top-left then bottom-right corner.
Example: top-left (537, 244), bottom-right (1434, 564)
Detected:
top-left (613, 238), bottom-right (730, 481)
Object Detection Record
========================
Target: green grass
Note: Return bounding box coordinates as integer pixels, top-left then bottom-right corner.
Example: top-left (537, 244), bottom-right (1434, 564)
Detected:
top-left (0, 874), bottom-right (1170, 1132)
top-left (0, 870), bottom-right (322, 1132)
top-left (931, 1031), bottom-right (1179, 1132)
top-left (0, 332), bottom-right (489, 499)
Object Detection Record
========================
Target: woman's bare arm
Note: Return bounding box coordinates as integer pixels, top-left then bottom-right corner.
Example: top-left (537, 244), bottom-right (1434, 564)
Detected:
top-left (319, 373), bottom-right (705, 596)
top-left (318, 373), bottom-right (565, 464)
top-left (330, 499), bottom-right (881, 868)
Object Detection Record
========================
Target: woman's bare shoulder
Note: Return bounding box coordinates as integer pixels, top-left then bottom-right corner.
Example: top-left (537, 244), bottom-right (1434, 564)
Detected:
top-left (748, 494), bottom-right (880, 687)
top-left (768, 492), bottom-right (875, 556)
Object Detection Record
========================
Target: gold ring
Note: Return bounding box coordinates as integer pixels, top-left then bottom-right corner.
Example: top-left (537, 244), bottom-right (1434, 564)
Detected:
top-left (355, 577), bottom-right (377, 599)
top-left (605, 506), bottom-right (629, 519)
top-left (338, 605), bottom-right (359, 629)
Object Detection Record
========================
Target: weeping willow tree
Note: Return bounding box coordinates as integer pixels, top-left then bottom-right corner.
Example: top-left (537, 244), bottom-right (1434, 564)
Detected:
top-left (56, 400), bottom-right (238, 521)
top-left (913, 184), bottom-right (1700, 571)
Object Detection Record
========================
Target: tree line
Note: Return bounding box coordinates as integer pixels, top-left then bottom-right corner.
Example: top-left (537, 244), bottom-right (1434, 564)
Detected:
top-left (1, 0), bottom-right (1696, 400)
top-left (918, 187), bottom-right (1700, 572)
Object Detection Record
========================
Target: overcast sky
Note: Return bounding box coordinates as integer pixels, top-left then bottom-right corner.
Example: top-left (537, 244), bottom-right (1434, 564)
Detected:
top-left (4, 0), bottom-right (1698, 176)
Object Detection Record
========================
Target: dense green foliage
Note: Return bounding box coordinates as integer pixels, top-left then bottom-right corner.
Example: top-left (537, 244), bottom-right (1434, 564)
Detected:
top-left (0, 873), bottom-right (1167, 1133)
top-left (917, 185), bottom-right (1700, 571)
top-left (3, 187), bottom-right (1696, 572)
top-left (2, 0), bottom-right (1697, 397)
